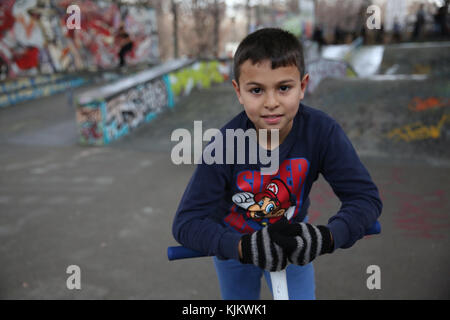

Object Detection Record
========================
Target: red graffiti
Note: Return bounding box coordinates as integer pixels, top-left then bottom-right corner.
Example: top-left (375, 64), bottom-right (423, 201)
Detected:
top-left (307, 209), bottom-right (321, 224)
top-left (81, 122), bottom-right (102, 141)
top-left (376, 167), bottom-right (450, 240)
top-left (1, 0), bottom-right (158, 79)
top-left (15, 47), bottom-right (39, 70)
top-left (0, 0), bottom-right (15, 35)
top-left (408, 97), bottom-right (449, 112)
top-left (392, 189), bottom-right (450, 239)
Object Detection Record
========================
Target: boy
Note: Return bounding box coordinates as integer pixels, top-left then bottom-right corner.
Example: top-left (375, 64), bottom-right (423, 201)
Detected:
top-left (172, 28), bottom-right (382, 300)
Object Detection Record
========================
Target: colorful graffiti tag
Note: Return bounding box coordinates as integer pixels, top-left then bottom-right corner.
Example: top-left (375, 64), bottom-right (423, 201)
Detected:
top-left (306, 59), bottom-right (356, 94)
top-left (102, 77), bottom-right (169, 144)
top-left (169, 61), bottom-right (227, 97)
top-left (408, 97), bottom-right (450, 112)
top-left (0, 0), bottom-right (159, 81)
top-left (386, 114), bottom-right (450, 142)
top-left (76, 104), bottom-right (103, 145)
top-left (386, 95), bottom-right (450, 143)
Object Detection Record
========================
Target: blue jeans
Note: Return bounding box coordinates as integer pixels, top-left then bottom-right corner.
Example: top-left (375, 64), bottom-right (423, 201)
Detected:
top-left (213, 256), bottom-right (315, 300)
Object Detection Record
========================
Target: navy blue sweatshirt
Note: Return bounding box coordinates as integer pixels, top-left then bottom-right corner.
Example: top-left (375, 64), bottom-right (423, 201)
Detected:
top-left (172, 103), bottom-right (382, 261)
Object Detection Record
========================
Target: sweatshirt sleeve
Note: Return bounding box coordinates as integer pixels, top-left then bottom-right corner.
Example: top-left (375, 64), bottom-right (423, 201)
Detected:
top-left (320, 121), bottom-right (382, 251)
top-left (172, 158), bottom-right (242, 260)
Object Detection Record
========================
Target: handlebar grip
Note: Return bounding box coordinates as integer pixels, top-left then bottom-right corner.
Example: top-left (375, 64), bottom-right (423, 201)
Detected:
top-left (168, 221), bottom-right (381, 261)
top-left (365, 220), bottom-right (381, 235)
top-left (167, 246), bottom-right (207, 261)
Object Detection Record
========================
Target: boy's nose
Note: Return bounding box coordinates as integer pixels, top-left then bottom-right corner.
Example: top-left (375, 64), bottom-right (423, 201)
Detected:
top-left (264, 92), bottom-right (279, 109)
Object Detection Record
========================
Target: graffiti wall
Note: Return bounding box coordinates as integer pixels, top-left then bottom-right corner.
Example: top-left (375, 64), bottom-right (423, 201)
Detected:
top-left (386, 96), bottom-right (450, 143)
top-left (306, 58), bottom-right (356, 94)
top-left (169, 60), bottom-right (228, 97)
top-left (77, 60), bottom-right (231, 145)
top-left (0, 0), bottom-right (159, 81)
top-left (0, 73), bottom-right (87, 107)
top-left (102, 76), bottom-right (170, 144)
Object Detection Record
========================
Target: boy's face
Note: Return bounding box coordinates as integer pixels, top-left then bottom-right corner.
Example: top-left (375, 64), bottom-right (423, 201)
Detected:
top-left (232, 59), bottom-right (309, 145)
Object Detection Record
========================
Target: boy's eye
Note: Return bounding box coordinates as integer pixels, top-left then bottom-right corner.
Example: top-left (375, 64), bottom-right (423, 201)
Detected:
top-left (250, 88), bottom-right (262, 94)
top-left (279, 85), bottom-right (290, 92)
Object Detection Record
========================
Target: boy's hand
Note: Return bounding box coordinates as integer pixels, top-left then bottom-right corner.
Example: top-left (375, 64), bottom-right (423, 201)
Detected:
top-left (270, 219), bottom-right (334, 266)
top-left (239, 222), bottom-right (288, 272)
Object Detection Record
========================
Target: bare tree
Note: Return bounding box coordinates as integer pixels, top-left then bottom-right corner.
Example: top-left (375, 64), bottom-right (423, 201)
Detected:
top-left (178, 0), bottom-right (225, 58)
top-left (172, 0), bottom-right (179, 58)
top-left (213, 0), bottom-right (220, 57)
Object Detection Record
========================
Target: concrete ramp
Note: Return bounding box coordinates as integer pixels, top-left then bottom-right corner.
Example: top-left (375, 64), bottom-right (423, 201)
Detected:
top-left (322, 43), bottom-right (385, 77)
top-left (304, 75), bottom-right (450, 165)
top-left (316, 41), bottom-right (450, 80)
top-left (305, 41), bottom-right (450, 166)
top-left (380, 42), bottom-right (450, 76)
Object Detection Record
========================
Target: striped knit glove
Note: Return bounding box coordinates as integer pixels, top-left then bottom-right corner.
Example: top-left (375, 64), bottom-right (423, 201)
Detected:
top-left (271, 220), bottom-right (334, 266)
top-left (239, 223), bottom-right (288, 272)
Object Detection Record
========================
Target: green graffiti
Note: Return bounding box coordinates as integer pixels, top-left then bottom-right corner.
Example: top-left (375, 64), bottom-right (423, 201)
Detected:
top-left (169, 61), bottom-right (225, 97)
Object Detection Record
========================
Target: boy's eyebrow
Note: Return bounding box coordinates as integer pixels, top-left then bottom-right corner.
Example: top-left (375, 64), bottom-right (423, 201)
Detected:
top-left (244, 79), bottom-right (297, 86)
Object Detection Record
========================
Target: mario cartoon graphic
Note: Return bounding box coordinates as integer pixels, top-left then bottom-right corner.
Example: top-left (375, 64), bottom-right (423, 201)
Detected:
top-left (232, 178), bottom-right (296, 226)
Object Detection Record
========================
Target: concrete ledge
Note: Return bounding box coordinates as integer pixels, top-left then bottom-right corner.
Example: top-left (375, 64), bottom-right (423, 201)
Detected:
top-left (76, 59), bottom-right (231, 145)
top-left (0, 74), bottom-right (88, 108)
top-left (78, 59), bottom-right (195, 105)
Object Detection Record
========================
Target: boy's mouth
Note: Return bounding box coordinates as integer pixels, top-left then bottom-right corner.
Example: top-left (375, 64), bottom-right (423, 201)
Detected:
top-left (261, 114), bottom-right (283, 125)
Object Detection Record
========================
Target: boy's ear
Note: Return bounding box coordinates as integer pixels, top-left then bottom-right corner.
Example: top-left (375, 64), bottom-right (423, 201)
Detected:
top-left (232, 79), bottom-right (244, 105)
top-left (299, 73), bottom-right (309, 99)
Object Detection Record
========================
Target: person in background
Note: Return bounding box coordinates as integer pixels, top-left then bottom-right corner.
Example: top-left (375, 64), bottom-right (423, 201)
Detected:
top-left (412, 4), bottom-right (426, 40)
top-left (117, 24), bottom-right (133, 68)
top-left (435, 0), bottom-right (449, 38)
top-left (313, 24), bottom-right (325, 54)
top-left (393, 17), bottom-right (402, 43)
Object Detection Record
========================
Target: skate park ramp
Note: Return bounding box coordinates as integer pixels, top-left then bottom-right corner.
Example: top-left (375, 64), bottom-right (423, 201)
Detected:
top-left (321, 40), bottom-right (384, 77)
top-left (320, 40), bottom-right (450, 78)
top-left (305, 41), bottom-right (450, 166)
top-left (304, 76), bottom-right (450, 165)
top-left (379, 42), bottom-right (450, 76)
